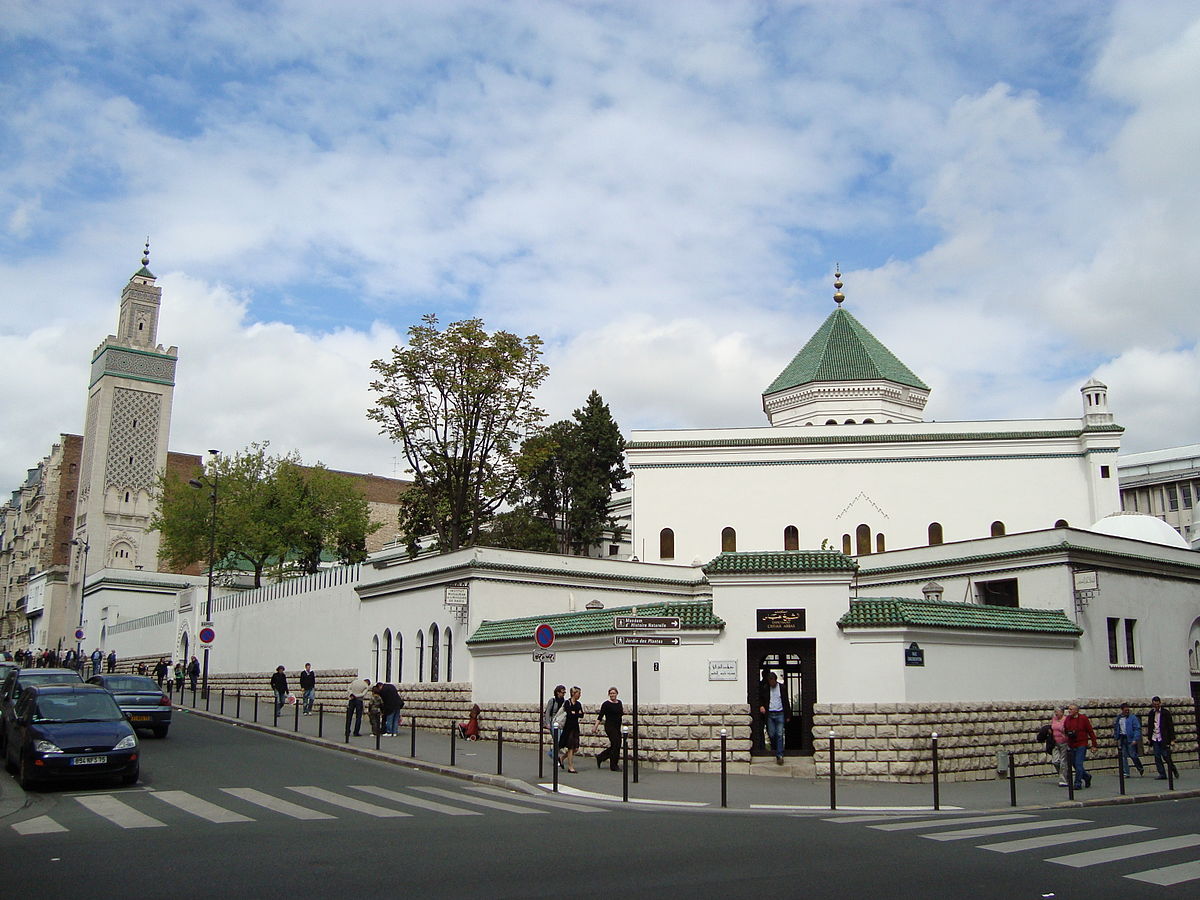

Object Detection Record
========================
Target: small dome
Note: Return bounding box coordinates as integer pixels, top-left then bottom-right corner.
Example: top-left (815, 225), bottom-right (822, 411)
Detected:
top-left (1087, 512), bottom-right (1190, 549)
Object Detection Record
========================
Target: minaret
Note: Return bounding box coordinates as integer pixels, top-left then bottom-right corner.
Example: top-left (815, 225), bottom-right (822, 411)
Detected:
top-left (1080, 378), bottom-right (1113, 427)
top-left (73, 242), bottom-right (179, 579)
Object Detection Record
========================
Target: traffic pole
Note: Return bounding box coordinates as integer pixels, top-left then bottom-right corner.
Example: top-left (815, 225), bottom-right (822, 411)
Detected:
top-left (631, 647), bottom-right (639, 784)
top-left (538, 660), bottom-right (545, 780)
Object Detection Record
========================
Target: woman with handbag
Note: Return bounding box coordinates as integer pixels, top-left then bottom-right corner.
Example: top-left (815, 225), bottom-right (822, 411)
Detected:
top-left (561, 686), bottom-right (584, 773)
top-left (543, 685), bottom-right (568, 768)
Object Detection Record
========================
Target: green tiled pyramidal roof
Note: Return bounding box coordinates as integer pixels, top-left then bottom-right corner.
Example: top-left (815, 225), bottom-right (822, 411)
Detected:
top-left (703, 550), bottom-right (858, 575)
top-left (838, 598), bottom-right (1082, 635)
top-left (467, 600), bottom-right (724, 645)
top-left (765, 307), bottom-right (929, 395)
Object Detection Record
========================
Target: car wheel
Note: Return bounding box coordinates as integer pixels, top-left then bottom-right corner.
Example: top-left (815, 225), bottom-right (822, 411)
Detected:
top-left (152, 726), bottom-right (168, 739)
top-left (17, 754), bottom-right (38, 790)
top-left (120, 766), bottom-right (139, 786)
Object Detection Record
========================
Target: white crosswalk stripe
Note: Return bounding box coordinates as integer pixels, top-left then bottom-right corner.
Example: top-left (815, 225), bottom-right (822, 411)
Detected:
top-left (220, 787), bottom-right (335, 820)
top-left (467, 784), bottom-right (609, 812)
top-left (149, 790), bottom-right (254, 823)
top-left (923, 818), bottom-right (1092, 842)
top-left (12, 815), bottom-right (67, 835)
top-left (75, 794), bottom-right (166, 829)
top-left (412, 786), bottom-right (548, 814)
top-left (870, 813), bottom-right (1033, 832)
top-left (286, 786), bottom-right (411, 817)
top-left (1047, 834), bottom-right (1200, 868)
top-left (351, 785), bottom-right (481, 815)
top-left (979, 824), bottom-right (1154, 853)
top-left (1126, 859), bottom-right (1200, 886)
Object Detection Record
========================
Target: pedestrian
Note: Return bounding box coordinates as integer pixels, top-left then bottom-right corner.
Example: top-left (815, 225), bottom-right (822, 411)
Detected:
top-left (187, 656), bottom-right (200, 690)
top-left (377, 681), bottom-right (403, 734)
top-left (458, 704), bottom-right (481, 740)
top-left (1064, 703), bottom-right (1098, 789)
top-left (1112, 703), bottom-right (1144, 777)
top-left (174, 661), bottom-right (185, 693)
top-left (106, 649), bottom-right (116, 673)
top-left (593, 686), bottom-right (624, 771)
top-left (561, 686), bottom-right (584, 773)
top-left (271, 665), bottom-right (289, 715)
top-left (366, 685), bottom-right (384, 737)
top-left (299, 663), bottom-right (316, 715)
top-left (543, 685), bottom-right (568, 768)
top-left (346, 677), bottom-right (370, 737)
top-left (137, 661), bottom-right (148, 676)
top-left (757, 670), bottom-right (791, 765)
top-left (1042, 707), bottom-right (1070, 786)
top-left (1145, 696), bottom-right (1180, 781)
top-left (90, 647), bottom-right (103, 677)
top-left (154, 657), bottom-right (169, 688)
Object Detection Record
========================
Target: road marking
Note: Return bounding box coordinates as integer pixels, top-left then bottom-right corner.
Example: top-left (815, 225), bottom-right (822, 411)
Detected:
top-left (923, 819), bottom-right (1091, 842)
top-left (75, 795), bottom-right (166, 829)
top-left (13, 815), bottom-right (67, 835)
top-left (979, 825), bottom-right (1155, 853)
top-left (1125, 859), bottom-right (1200, 886)
top-left (823, 813), bottom-right (955, 823)
top-left (220, 787), bottom-right (335, 820)
top-left (413, 786), bottom-right (548, 814)
top-left (148, 790), bottom-right (254, 823)
top-left (547, 784), bottom-right (709, 807)
top-left (286, 786), bottom-right (411, 817)
top-left (468, 784), bottom-right (608, 812)
top-left (871, 814), bottom-right (1033, 832)
top-left (350, 785), bottom-right (481, 816)
top-left (1048, 835), bottom-right (1200, 868)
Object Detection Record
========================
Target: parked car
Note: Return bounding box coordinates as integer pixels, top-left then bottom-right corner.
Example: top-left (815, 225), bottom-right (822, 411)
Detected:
top-left (87, 674), bottom-right (172, 738)
top-left (0, 667), bottom-right (84, 755)
top-left (3, 683), bottom-right (139, 789)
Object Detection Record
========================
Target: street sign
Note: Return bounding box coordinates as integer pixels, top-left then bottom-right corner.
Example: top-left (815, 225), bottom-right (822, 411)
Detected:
top-left (614, 615), bottom-right (680, 631)
top-left (534, 623), bottom-right (555, 649)
top-left (614, 635), bottom-right (680, 646)
top-left (199, 625), bottom-right (216, 648)
top-left (74, 628), bottom-right (85, 641)
top-left (532, 650), bottom-right (556, 663)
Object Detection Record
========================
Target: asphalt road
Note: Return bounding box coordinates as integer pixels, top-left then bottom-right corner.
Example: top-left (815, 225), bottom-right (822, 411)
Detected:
top-left (3, 709), bottom-right (1199, 898)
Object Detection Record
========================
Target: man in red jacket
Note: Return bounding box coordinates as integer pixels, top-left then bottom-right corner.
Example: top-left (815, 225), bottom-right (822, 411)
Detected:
top-left (1064, 703), bottom-right (1099, 789)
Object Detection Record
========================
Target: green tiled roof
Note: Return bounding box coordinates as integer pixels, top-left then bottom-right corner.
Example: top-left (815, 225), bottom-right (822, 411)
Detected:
top-left (837, 598), bottom-right (1082, 634)
top-left (467, 600), bottom-right (724, 644)
top-left (703, 550), bottom-right (858, 575)
top-left (134, 266), bottom-right (155, 278)
top-left (765, 307), bottom-right (929, 395)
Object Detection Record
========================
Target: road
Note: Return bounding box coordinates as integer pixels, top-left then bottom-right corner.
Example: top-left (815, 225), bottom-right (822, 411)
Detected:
top-left (3, 709), bottom-right (1199, 898)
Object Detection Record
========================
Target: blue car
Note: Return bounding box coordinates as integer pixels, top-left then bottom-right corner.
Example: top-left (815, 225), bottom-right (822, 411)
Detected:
top-left (3, 683), bottom-right (139, 789)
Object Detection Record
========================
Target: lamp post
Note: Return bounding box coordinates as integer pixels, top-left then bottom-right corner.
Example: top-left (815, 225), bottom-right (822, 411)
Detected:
top-left (69, 538), bottom-right (89, 670)
top-left (188, 449), bottom-right (220, 697)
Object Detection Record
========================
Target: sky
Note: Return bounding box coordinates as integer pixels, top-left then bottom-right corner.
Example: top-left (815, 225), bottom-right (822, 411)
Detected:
top-left (2, 0), bottom-right (1199, 492)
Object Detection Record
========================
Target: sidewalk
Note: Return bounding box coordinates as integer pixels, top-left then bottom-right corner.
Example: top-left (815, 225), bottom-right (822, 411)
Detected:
top-left (178, 695), bottom-right (1200, 814)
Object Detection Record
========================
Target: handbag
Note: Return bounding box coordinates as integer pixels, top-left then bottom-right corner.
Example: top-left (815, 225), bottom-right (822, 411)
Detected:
top-left (551, 700), bottom-right (567, 730)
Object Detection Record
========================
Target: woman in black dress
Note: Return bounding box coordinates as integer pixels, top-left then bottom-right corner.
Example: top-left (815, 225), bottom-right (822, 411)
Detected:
top-left (562, 686), bottom-right (584, 773)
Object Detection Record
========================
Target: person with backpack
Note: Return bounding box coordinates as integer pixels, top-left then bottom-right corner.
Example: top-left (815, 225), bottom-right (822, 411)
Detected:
top-left (543, 684), bottom-right (568, 768)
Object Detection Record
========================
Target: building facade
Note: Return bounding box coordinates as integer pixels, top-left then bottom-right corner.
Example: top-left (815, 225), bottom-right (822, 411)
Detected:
top-left (1119, 444), bottom-right (1200, 548)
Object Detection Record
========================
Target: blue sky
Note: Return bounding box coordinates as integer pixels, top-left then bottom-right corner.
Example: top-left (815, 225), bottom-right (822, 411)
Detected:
top-left (2, 0), bottom-right (1198, 490)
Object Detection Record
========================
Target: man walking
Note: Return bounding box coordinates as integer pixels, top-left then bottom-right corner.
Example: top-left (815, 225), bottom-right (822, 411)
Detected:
top-left (593, 687), bottom-right (624, 771)
top-left (1146, 696), bottom-right (1180, 781)
top-left (299, 663), bottom-right (317, 715)
top-left (1064, 703), bottom-right (1099, 789)
top-left (1112, 703), bottom-right (1144, 776)
top-left (757, 671), bottom-right (791, 765)
top-left (271, 665), bottom-right (289, 716)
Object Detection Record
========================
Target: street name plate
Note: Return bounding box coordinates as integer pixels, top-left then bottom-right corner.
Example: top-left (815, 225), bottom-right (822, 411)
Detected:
top-left (614, 635), bottom-right (680, 646)
top-left (532, 650), bottom-right (556, 663)
top-left (613, 615), bottom-right (680, 631)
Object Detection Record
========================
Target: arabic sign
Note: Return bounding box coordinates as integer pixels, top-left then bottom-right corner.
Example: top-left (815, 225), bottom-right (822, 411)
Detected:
top-left (614, 635), bottom-right (680, 646)
top-left (756, 609), bottom-right (806, 631)
top-left (708, 659), bottom-right (738, 681)
top-left (614, 615), bottom-right (680, 631)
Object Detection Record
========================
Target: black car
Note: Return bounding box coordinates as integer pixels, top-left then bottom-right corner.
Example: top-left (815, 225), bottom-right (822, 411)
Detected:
top-left (0, 667), bottom-right (84, 755)
top-left (3, 683), bottom-right (139, 789)
top-left (87, 674), bottom-right (173, 738)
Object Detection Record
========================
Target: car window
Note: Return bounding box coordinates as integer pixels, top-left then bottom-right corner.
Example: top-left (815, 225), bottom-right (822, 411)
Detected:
top-left (33, 693), bottom-right (125, 723)
top-left (95, 676), bottom-right (160, 692)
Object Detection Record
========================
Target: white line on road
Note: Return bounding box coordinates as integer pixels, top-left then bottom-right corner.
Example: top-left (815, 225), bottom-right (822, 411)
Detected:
top-left (413, 786), bottom-right (548, 814)
top-left (286, 786), bottom-right (411, 817)
top-left (870, 814), bottom-right (1033, 832)
top-left (546, 784), bottom-right (708, 807)
top-left (1125, 859), bottom-right (1200, 886)
top-left (1047, 835), bottom-right (1200, 868)
top-left (13, 815), bottom-right (67, 835)
top-left (822, 811), bottom-right (963, 822)
top-left (923, 819), bottom-right (1091, 842)
top-left (220, 787), bottom-right (335, 820)
top-left (75, 795), bottom-right (166, 829)
top-left (350, 785), bottom-right (481, 816)
top-left (979, 825), bottom-right (1155, 853)
top-left (468, 784), bottom-right (609, 812)
top-left (148, 790), bottom-right (254, 823)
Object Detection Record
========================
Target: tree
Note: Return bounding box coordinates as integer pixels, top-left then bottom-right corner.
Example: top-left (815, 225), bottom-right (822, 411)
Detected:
top-left (275, 461), bottom-right (377, 574)
top-left (368, 315), bottom-right (548, 554)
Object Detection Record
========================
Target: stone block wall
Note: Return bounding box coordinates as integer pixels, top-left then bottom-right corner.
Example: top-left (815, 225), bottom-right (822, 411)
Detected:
top-left (811, 699), bottom-right (1199, 783)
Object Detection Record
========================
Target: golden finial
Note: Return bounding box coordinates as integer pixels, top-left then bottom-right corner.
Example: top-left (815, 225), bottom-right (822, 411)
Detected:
top-left (142, 237), bottom-right (150, 267)
top-left (833, 265), bottom-right (845, 305)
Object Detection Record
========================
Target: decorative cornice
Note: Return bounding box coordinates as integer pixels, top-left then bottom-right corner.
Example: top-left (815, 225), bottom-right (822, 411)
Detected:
top-left (628, 426), bottom-right (1123, 452)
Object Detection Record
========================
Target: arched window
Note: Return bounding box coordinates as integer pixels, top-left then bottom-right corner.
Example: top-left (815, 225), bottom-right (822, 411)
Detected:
top-left (844, 419), bottom-right (856, 425)
top-left (444, 627), bottom-right (453, 681)
top-left (842, 534), bottom-right (851, 555)
top-left (991, 521), bottom-right (1006, 537)
top-left (928, 522), bottom-right (943, 546)
top-left (416, 630), bottom-right (425, 682)
top-left (863, 419), bottom-right (875, 424)
top-left (371, 634), bottom-right (380, 682)
top-left (383, 629), bottom-right (392, 682)
top-left (1055, 519), bottom-right (1069, 528)
top-left (659, 528), bottom-right (675, 560)
top-left (784, 525), bottom-right (799, 551)
top-left (825, 419), bottom-right (838, 425)
top-left (875, 533), bottom-right (886, 553)
top-left (721, 527), bottom-right (737, 552)
top-left (395, 632), bottom-right (403, 683)
top-left (429, 623), bottom-right (440, 682)
top-left (856, 524), bottom-right (871, 555)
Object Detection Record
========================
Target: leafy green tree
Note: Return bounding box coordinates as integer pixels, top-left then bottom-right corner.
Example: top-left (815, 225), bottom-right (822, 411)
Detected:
top-left (368, 315), bottom-right (548, 554)
top-left (276, 461), bottom-right (378, 574)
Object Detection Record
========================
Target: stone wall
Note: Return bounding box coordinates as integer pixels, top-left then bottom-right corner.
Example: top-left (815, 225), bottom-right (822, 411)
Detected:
top-left (812, 699), bottom-right (1199, 782)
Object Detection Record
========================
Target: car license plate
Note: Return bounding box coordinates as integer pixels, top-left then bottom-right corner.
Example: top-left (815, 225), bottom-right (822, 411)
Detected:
top-left (130, 715), bottom-right (151, 722)
top-left (71, 755), bottom-right (108, 766)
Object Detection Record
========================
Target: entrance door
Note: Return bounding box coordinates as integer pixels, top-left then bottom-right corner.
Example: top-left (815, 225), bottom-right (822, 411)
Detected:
top-left (747, 638), bottom-right (816, 756)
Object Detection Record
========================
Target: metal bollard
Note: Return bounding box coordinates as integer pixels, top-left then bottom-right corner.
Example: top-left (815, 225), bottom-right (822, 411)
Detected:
top-left (931, 732), bottom-right (940, 811)
top-left (236, 691), bottom-right (241, 720)
top-left (720, 729), bottom-right (727, 809)
top-left (622, 728), bottom-right (629, 802)
top-left (497, 726), bottom-right (504, 775)
top-left (318, 703), bottom-right (324, 738)
top-left (376, 727), bottom-right (381, 751)
top-left (1066, 752), bottom-right (1075, 800)
top-left (410, 716), bottom-right (417, 757)
top-left (1118, 736), bottom-right (1126, 796)
top-left (205, 687), bottom-right (211, 711)
top-left (552, 726), bottom-right (560, 794)
top-left (829, 731), bottom-right (837, 811)
top-left (450, 721), bottom-right (457, 766)
top-left (192, 687), bottom-right (198, 709)
top-left (220, 690), bottom-right (225, 716)
top-left (293, 699), bottom-right (300, 731)
top-left (254, 695), bottom-right (259, 724)
top-left (1168, 754), bottom-right (1175, 791)
top-left (1008, 752), bottom-right (1017, 807)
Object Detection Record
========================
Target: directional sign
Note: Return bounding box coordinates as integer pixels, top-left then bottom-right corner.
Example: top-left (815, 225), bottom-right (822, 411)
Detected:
top-left (614, 635), bottom-right (680, 646)
top-left (199, 625), bottom-right (216, 648)
top-left (534, 623), bottom-right (555, 649)
top-left (613, 615), bottom-right (680, 631)
top-left (532, 650), bottom-right (556, 663)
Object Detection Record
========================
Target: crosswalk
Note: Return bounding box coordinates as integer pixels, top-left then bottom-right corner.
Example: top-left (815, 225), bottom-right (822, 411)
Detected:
top-left (9, 783), bottom-right (603, 835)
top-left (825, 810), bottom-right (1200, 887)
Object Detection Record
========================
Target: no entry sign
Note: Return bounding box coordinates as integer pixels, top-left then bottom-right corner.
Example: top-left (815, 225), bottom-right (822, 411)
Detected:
top-left (534, 623), bottom-right (555, 649)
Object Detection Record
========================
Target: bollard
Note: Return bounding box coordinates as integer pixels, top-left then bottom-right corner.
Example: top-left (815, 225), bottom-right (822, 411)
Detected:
top-left (622, 728), bottom-right (629, 803)
top-left (1118, 736), bottom-right (1126, 796)
top-left (345, 703), bottom-right (351, 744)
top-left (931, 732), bottom-right (940, 811)
top-left (192, 687), bottom-right (198, 709)
top-left (1066, 752), bottom-right (1075, 800)
top-left (1168, 757), bottom-right (1175, 791)
top-left (293, 699), bottom-right (300, 731)
top-left (410, 716), bottom-right (417, 757)
top-left (829, 731), bottom-right (837, 811)
top-left (720, 729), bottom-right (727, 809)
top-left (497, 726), bottom-right (504, 776)
top-left (1008, 752), bottom-right (1017, 807)
top-left (376, 727), bottom-right (381, 751)
top-left (220, 690), bottom-right (226, 716)
top-left (552, 728), bottom-right (560, 794)
top-left (205, 687), bottom-right (211, 712)
top-left (236, 691), bottom-right (242, 720)
top-left (273, 699), bottom-right (279, 728)
top-left (318, 703), bottom-right (324, 738)
top-left (254, 694), bottom-right (259, 724)
top-left (450, 721), bottom-right (457, 766)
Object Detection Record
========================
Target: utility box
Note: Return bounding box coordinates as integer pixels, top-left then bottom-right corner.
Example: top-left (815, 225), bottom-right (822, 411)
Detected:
top-left (996, 749), bottom-right (1010, 776)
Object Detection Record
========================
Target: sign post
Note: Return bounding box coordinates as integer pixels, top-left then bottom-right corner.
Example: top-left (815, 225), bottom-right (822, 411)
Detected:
top-left (614, 616), bottom-right (680, 784)
top-left (534, 624), bottom-right (555, 780)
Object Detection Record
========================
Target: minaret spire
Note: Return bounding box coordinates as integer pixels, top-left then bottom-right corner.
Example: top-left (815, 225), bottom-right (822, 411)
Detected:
top-left (142, 237), bottom-right (150, 268)
top-left (833, 266), bottom-right (845, 306)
